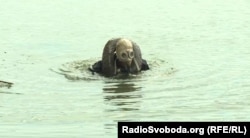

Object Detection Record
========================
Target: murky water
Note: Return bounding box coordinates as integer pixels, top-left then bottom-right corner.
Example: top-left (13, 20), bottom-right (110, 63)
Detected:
top-left (1, 0), bottom-right (250, 137)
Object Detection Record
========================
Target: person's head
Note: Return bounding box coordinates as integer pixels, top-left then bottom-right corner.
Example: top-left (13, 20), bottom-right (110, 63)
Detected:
top-left (116, 38), bottom-right (134, 66)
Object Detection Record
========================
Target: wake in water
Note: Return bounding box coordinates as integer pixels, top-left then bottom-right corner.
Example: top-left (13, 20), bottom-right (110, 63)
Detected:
top-left (50, 59), bottom-right (103, 81)
top-left (50, 58), bottom-right (177, 81)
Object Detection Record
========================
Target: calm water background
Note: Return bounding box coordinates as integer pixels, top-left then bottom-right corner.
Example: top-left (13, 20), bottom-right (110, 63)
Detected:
top-left (1, 0), bottom-right (250, 137)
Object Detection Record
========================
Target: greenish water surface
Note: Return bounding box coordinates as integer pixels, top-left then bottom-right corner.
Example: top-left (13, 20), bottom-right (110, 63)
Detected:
top-left (1, 0), bottom-right (250, 137)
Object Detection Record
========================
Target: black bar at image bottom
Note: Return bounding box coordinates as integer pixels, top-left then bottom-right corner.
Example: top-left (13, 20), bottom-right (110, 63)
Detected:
top-left (118, 122), bottom-right (250, 138)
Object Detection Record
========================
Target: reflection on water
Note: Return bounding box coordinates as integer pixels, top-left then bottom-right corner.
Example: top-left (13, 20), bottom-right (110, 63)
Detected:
top-left (103, 82), bottom-right (142, 112)
top-left (103, 82), bottom-right (141, 93)
top-left (102, 82), bottom-right (143, 136)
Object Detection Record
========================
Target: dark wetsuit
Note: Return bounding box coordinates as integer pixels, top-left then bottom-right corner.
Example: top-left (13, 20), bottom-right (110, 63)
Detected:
top-left (90, 59), bottom-right (149, 74)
